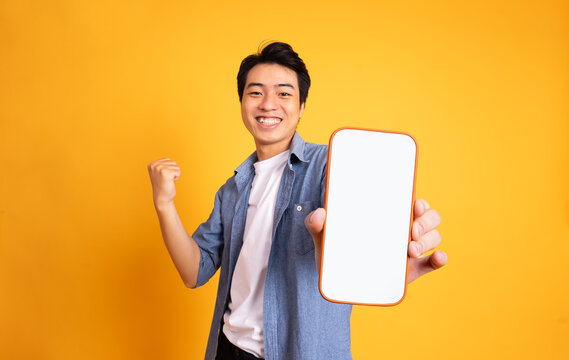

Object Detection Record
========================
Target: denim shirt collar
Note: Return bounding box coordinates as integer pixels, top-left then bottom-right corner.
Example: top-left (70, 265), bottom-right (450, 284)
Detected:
top-left (233, 131), bottom-right (308, 192)
top-left (289, 130), bottom-right (309, 164)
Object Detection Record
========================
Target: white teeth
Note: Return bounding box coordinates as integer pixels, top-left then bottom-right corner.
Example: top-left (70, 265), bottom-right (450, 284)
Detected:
top-left (257, 117), bottom-right (281, 125)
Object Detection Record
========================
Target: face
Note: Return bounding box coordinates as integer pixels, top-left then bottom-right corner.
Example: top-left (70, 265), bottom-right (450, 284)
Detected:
top-left (241, 63), bottom-right (305, 153)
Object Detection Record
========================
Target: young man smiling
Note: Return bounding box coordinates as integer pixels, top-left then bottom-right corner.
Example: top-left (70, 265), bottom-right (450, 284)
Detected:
top-left (148, 42), bottom-right (447, 360)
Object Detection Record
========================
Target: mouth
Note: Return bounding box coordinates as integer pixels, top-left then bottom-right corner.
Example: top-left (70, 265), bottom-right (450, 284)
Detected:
top-left (256, 116), bottom-right (282, 128)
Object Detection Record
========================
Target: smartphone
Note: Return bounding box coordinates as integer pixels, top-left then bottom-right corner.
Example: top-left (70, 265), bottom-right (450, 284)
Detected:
top-left (319, 127), bottom-right (417, 306)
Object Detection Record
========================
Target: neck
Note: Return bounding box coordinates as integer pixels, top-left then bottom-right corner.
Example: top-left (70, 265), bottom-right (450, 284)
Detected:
top-left (255, 136), bottom-right (293, 161)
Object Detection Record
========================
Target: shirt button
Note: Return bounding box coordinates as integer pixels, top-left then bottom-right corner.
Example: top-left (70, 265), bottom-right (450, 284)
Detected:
top-left (296, 205), bottom-right (302, 212)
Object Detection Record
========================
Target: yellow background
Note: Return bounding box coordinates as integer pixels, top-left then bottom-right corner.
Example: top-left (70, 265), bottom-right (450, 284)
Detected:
top-left (1, 0), bottom-right (567, 359)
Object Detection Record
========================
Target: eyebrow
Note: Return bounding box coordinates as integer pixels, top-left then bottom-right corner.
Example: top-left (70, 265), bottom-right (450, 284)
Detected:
top-left (246, 82), bottom-right (296, 89)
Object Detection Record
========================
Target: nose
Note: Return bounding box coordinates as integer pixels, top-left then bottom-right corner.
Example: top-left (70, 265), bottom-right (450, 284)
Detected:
top-left (259, 93), bottom-right (277, 111)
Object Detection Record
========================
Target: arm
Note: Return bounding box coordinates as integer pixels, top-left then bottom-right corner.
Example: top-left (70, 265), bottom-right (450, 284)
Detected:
top-left (148, 158), bottom-right (200, 288)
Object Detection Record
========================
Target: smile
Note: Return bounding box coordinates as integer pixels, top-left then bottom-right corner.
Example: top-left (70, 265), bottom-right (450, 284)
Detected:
top-left (256, 117), bottom-right (282, 126)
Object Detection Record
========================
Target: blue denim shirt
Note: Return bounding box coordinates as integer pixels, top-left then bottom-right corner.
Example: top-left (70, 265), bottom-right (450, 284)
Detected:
top-left (192, 131), bottom-right (352, 360)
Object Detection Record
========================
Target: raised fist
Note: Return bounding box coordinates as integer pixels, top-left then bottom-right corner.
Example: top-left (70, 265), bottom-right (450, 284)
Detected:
top-left (147, 158), bottom-right (181, 209)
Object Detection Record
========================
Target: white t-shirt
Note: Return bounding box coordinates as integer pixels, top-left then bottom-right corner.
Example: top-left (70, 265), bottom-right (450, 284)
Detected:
top-left (222, 149), bottom-right (290, 358)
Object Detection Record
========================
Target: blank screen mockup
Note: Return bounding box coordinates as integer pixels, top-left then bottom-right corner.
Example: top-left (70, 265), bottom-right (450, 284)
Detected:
top-left (320, 128), bottom-right (417, 306)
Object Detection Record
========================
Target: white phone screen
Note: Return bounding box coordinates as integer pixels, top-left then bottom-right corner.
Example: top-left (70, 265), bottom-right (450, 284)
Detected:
top-left (319, 128), bottom-right (417, 306)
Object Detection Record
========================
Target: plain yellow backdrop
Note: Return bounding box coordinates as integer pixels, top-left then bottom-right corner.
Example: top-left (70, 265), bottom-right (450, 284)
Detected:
top-left (1, 0), bottom-right (567, 359)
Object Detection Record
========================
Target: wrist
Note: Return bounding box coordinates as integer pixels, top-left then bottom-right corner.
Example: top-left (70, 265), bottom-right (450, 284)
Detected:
top-left (154, 199), bottom-right (176, 213)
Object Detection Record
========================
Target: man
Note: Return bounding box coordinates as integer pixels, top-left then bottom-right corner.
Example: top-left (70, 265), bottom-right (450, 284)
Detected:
top-left (147, 42), bottom-right (447, 360)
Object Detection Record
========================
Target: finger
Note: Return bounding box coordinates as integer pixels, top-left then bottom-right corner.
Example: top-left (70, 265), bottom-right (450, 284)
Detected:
top-left (171, 168), bottom-right (181, 181)
top-left (151, 163), bottom-right (179, 171)
top-left (157, 160), bottom-right (178, 167)
top-left (163, 165), bottom-right (181, 172)
top-left (407, 251), bottom-right (448, 283)
top-left (305, 208), bottom-right (326, 238)
top-left (159, 167), bottom-right (181, 181)
top-left (412, 209), bottom-right (441, 241)
top-left (148, 159), bottom-right (178, 171)
top-left (413, 198), bottom-right (430, 218)
top-left (408, 229), bottom-right (441, 258)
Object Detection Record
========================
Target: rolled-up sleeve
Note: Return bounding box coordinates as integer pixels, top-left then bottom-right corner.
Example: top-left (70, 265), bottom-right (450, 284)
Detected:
top-left (192, 185), bottom-right (225, 288)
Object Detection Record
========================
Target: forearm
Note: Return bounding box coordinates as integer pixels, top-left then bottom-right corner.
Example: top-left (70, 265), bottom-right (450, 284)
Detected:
top-left (154, 202), bottom-right (201, 288)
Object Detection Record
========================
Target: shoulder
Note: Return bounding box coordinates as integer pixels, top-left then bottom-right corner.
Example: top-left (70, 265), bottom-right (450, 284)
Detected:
top-left (216, 150), bottom-right (256, 198)
top-left (217, 177), bottom-right (233, 195)
top-left (212, 170), bottom-right (241, 202)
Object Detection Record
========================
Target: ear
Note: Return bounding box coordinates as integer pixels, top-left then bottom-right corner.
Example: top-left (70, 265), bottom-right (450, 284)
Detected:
top-left (299, 102), bottom-right (305, 118)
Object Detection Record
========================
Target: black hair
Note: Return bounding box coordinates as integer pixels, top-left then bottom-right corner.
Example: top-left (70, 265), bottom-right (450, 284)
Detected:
top-left (237, 42), bottom-right (311, 106)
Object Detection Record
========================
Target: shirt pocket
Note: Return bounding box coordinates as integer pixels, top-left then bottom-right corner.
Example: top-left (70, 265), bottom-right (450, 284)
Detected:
top-left (290, 200), bottom-right (320, 255)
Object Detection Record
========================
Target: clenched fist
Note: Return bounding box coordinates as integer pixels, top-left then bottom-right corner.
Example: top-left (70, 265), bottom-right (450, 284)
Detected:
top-left (147, 158), bottom-right (181, 209)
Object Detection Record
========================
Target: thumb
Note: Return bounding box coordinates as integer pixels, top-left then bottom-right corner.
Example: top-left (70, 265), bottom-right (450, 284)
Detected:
top-left (305, 208), bottom-right (326, 239)
top-left (305, 208), bottom-right (326, 270)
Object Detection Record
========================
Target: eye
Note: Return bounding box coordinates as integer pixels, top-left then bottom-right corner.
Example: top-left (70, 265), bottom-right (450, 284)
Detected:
top-left (279, 92), bottom-right (292, 97)
top-left (248, 91), bottom-right (262, 96)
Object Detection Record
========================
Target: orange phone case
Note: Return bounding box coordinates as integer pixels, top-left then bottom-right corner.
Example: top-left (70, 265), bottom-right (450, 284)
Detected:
top-left (318, 127), bottom-right (418, 306)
